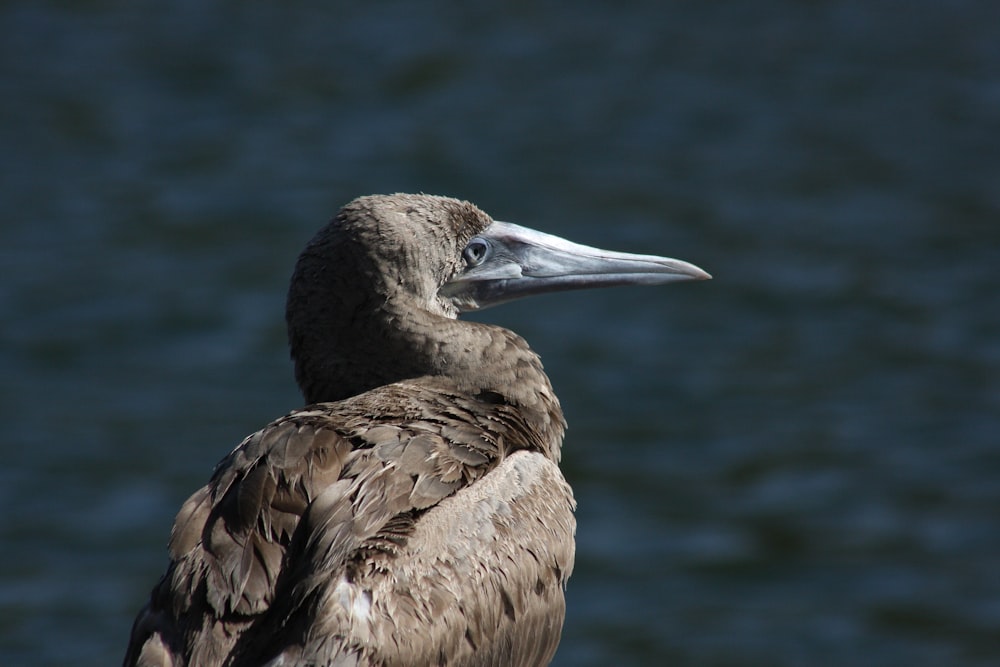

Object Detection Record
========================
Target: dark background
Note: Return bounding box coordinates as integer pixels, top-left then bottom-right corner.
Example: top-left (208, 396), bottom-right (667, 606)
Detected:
top-left (2, 1), bottom-right (998, 665)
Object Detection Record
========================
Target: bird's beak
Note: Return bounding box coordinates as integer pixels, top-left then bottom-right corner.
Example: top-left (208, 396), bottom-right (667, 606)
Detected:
top-left (442, 221), bottom-right (711, 312)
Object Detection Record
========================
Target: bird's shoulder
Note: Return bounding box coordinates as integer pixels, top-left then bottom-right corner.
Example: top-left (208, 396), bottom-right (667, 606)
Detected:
top-left (128, 378), bottom-right (560, 664)
top-left (172, 379), bottom-right (542, 608)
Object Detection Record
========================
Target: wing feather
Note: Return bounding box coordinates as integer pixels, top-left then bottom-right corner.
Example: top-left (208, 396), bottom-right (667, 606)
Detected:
top-left (125, 380), bottom-right (568, 667)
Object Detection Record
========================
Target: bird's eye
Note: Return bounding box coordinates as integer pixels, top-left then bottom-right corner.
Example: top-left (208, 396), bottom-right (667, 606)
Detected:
top-left (463, 239), bottom-right (490, 267)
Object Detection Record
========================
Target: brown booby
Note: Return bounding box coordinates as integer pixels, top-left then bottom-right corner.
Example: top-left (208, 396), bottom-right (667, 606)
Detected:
top-left (125, 194), bottom-right (709, 667)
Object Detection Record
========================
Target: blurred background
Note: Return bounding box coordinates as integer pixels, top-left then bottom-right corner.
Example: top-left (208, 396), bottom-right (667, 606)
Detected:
top-left (2, 1), bottom-right (998, 665)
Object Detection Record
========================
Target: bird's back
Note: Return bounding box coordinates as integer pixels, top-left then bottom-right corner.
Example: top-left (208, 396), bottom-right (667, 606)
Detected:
top-left (125, 375), bottom-right (575, 667)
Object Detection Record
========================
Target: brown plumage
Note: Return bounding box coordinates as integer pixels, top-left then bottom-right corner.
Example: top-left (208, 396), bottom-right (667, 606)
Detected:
top-left (125, 194), bottom-right (709, 666)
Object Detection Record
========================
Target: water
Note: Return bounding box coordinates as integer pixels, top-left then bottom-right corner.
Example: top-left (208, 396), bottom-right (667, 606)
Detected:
top-left (2, 1), bottom-right (998, 665)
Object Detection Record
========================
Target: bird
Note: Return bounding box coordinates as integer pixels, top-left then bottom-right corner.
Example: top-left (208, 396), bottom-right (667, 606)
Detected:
top-left (124, 193), bottom-right (710, 667)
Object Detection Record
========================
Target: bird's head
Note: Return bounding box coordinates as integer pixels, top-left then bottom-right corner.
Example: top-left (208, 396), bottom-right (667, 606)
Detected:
top-left (286, 193), bottom-right (709, 403)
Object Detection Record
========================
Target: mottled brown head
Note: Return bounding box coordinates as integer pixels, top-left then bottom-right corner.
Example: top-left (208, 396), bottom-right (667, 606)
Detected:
top-left (286, 194), bottom-right (497, 403)
top-left (339, 195), bottom-right (495, 317)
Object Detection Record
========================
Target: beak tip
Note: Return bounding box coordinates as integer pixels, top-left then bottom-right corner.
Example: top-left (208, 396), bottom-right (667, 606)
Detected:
top-left (678, 263), bottom-right (711, 282)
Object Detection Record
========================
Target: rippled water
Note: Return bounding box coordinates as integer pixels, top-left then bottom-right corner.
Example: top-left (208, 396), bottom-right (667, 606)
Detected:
top-left (2, 2), bottom-right (998, 665)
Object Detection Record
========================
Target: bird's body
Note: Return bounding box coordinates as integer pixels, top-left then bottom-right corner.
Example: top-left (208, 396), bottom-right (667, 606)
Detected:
top-left (125, 194), bottom-right (708, 666)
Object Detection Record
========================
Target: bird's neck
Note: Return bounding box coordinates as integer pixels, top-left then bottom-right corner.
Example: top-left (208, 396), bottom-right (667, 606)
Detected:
top-left (291, 301), bottom-right (565, 456)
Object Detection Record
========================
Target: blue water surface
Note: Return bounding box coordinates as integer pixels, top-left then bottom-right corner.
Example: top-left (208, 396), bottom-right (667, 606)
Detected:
top-left (2, 2), bottom-right (998, 665)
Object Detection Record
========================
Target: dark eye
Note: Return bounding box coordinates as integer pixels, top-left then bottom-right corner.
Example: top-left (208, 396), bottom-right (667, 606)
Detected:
top-left (462, 239), bottom-right (490, 267)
